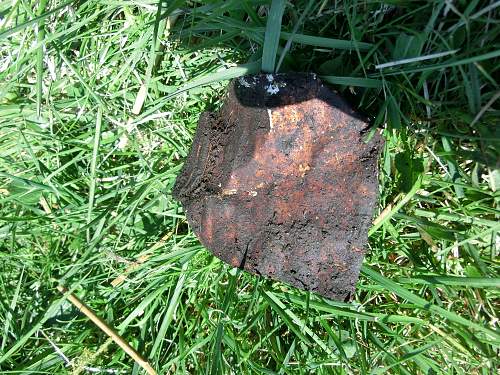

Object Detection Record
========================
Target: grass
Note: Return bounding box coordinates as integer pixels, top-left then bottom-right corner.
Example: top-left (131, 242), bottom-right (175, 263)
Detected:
top-left (0, 0), bottom-right (499, 373)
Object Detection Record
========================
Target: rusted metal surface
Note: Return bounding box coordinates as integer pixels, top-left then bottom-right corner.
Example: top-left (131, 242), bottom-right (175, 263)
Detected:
top-left (173, 73), bottom-right (383, 301)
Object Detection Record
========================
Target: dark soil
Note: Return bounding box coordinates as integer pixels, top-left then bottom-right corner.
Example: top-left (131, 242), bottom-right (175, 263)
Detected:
top-left (173, 73), bottom-right (383, 301)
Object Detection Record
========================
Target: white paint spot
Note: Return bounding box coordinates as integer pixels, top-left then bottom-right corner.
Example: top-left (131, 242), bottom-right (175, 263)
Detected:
top-left (117, 134), bottom-right (128, 150)
top-left (266, 74), bottom-right (274, 82)
top-left (222, 188), bottom-right (238, 196)
top-left (267, 108), bottom-right (273, 129)
top-left (238, 77), bottom-right (251, 88)
top-left (266, 84), bottom-right (279, 95)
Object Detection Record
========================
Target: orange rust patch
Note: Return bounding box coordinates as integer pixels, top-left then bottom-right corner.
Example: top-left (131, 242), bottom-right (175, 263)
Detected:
top-left (230, 256), bottom-right (240, 267)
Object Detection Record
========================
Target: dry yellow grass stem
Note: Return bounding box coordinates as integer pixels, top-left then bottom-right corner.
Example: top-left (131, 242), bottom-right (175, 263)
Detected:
top-left (110, 226), bottom-right (178, 287)
top-left (56, 285), bottom-right (157, 375)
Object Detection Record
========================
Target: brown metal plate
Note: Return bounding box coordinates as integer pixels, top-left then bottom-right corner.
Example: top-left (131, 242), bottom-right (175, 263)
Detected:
top-left (173, 73), bottom-right (383, 301)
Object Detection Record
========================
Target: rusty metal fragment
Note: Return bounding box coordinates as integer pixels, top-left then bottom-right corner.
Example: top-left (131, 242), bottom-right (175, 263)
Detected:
top-left (173, 73), bottom-right (383, 301)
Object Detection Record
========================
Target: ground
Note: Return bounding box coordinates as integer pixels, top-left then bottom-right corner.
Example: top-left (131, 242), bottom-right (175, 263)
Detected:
top-left (0, 0), bottom-right (499, 374)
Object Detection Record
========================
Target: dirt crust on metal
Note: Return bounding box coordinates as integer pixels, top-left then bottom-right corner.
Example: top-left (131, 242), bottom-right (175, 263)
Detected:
top-left (173, 73), bottom-right (383, 301)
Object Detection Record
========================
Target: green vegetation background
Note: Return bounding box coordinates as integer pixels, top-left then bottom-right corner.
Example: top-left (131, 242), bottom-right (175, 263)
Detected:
top-left (0, 0), bottom-right (499, 373)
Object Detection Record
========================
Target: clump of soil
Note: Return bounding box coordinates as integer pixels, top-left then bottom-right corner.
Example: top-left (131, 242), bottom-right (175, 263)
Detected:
top-left (173, 73), bottom-right (383, 301)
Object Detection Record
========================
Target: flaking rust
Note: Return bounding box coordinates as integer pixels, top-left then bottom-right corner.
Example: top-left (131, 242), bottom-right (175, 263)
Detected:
top-left (173, 73), bottom-right (383, 301)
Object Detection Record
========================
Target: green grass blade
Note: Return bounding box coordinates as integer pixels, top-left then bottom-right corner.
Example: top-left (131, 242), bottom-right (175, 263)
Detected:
top-left (35, 0), bottom-right (48, 118)
top-left (280, 31), bottom-right (372, 51)
top-left (375, 49), bottom-right (459, 69)
top-left (210, 270), bottom-right (238, 375)
top-left (276, 0), bottom-right (315, 72)
top-left (369, 175), bottom-right (422, 236)
top-left (381, 49), bottom-right (500, 75)
top-left (149, 262), bottom-right (188, 358)
top-left (0, 0), bottom-right (75, 40)
top-left (280, 292), bottom-right (425, 324)
top-left (0, 295), bottom-right (67, 364)
top-left (1, 268), bottom-right (24, 352)
top-left (86, 108), bottom-right (102, 242)
top-left (398, 276), bottom-right (500, 288)
top-left (261, 0), bottom-right (286, 73)
top-left (263, 291), bottom-right (335, 356)
top-left (321, 76), bottom-right (383, 88)
top-left (361, 265), bottom-right (500, 341)
top-left (165, 61), bottom-right (261, 99)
